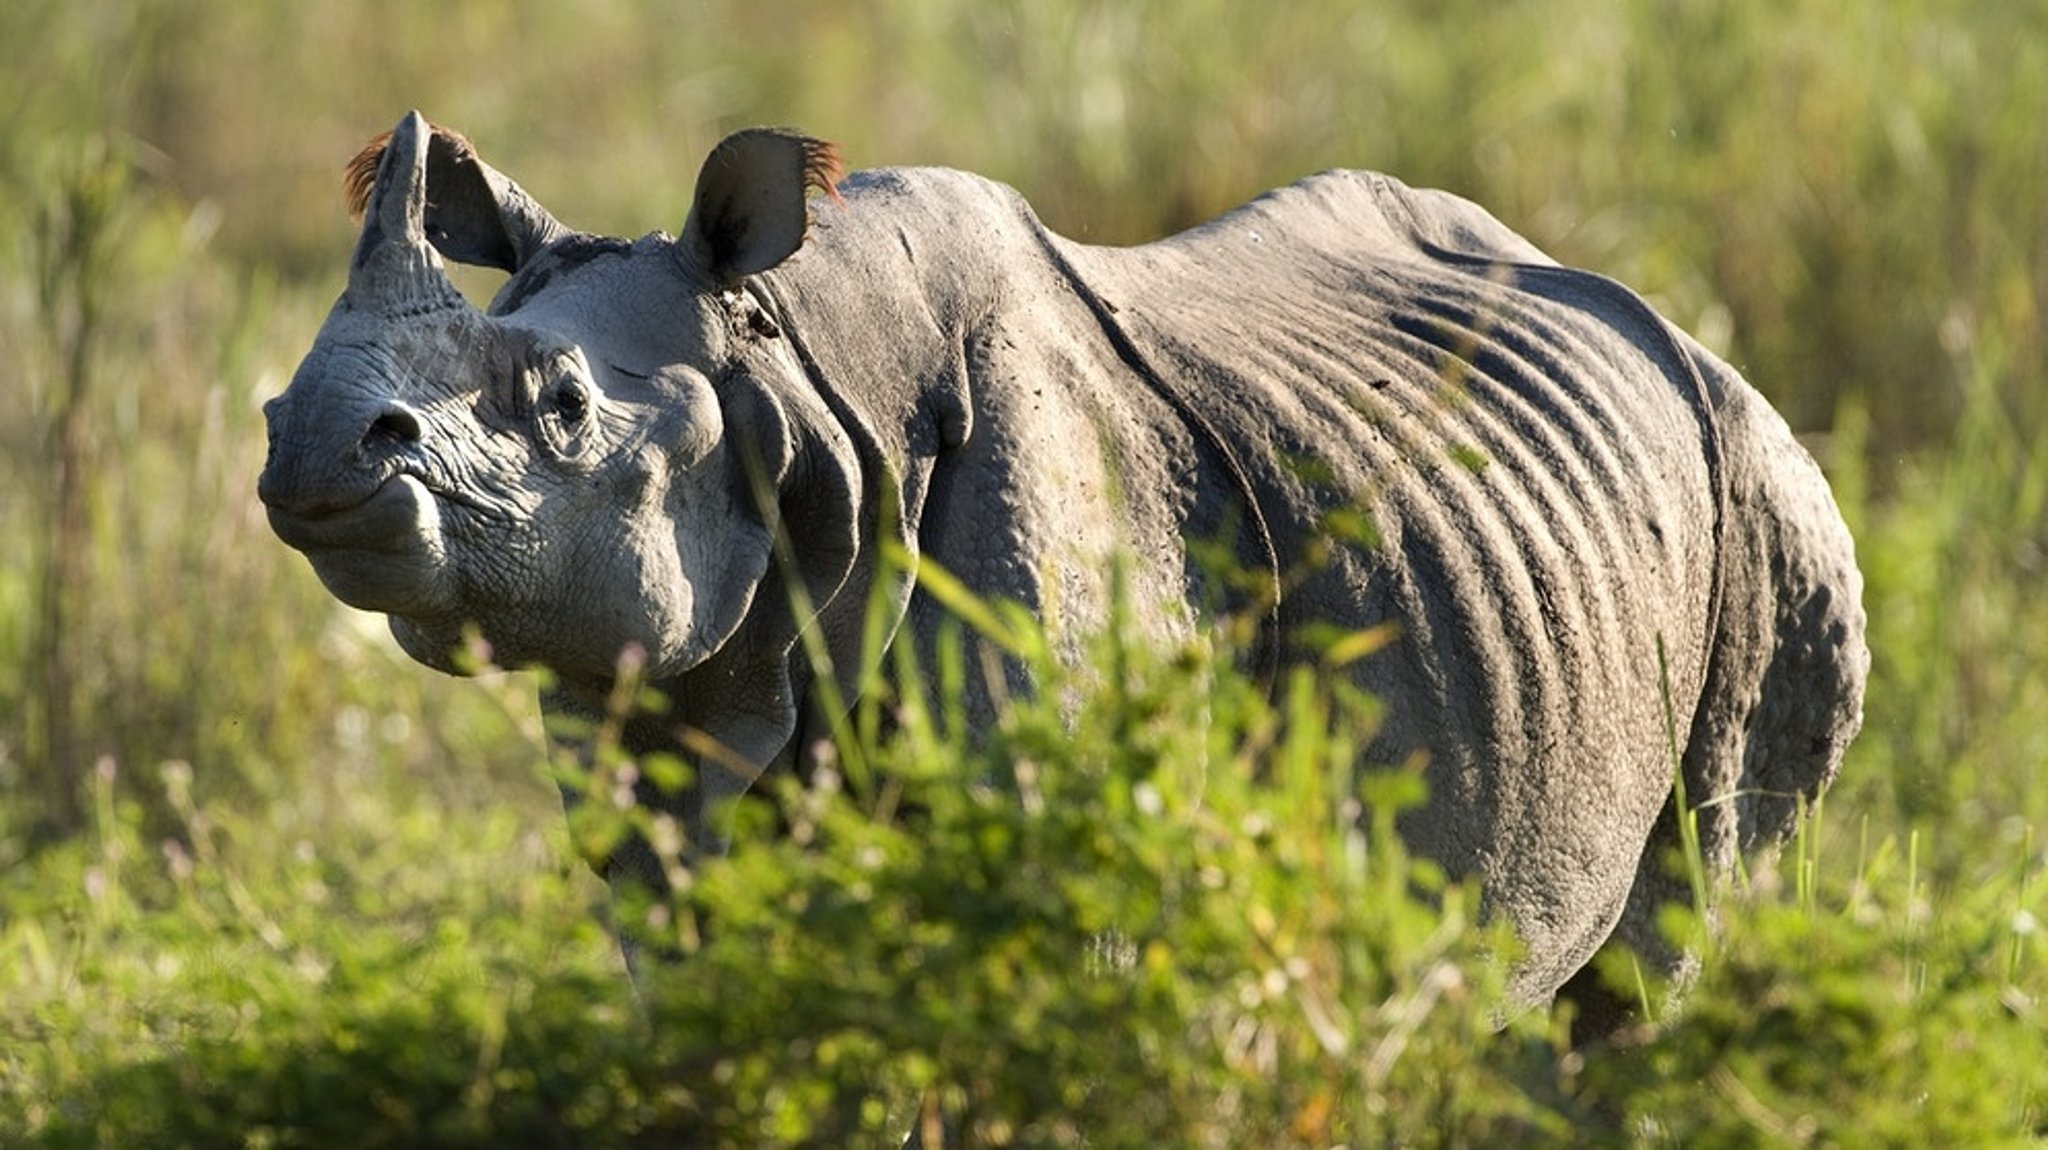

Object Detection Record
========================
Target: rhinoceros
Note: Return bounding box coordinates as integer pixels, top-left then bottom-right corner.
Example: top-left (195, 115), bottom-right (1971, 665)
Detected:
top-left (259, 111), bottom-right (1867, 1016)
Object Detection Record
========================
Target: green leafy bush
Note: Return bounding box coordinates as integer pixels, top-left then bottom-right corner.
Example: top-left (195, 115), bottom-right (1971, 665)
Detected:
top-left (11, 577), bottom-right (2047, 1147)
top-left (1583, 831), bottom-right (2048, 1145)
top-left (3, 586), bottom-right (1569, 1148)
top-left (600, 571), bottom-right (1567, 1146)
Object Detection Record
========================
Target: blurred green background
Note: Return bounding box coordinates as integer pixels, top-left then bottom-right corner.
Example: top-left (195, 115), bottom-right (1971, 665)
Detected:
top-left (4, 2), bottom-right (2048, 1136)
top-left (9, 0), bottom-right (2045, 848)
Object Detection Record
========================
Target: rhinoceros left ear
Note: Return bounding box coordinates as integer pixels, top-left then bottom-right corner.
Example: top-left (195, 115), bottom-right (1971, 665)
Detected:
top-left (346, 117), bottom-right (566, 273)
top-left (681, 129), bottom-right (842, 286)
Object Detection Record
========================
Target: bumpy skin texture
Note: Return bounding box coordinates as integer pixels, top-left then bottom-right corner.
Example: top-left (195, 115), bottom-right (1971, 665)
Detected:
top-left (261, 113), bottom-right (1868, 1007)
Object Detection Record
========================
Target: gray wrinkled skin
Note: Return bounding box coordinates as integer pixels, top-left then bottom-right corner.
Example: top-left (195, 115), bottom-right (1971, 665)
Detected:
top-left (261, 112), bottom-right (1868, 1009)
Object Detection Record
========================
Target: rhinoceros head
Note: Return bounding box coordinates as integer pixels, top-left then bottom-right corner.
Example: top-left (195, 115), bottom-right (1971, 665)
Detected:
top-left (259, 112), bottom-right (853, 688)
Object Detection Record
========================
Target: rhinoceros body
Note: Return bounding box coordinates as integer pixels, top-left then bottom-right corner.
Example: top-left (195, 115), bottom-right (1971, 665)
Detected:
top-left (260, 113), bottom-right (1867, 1008)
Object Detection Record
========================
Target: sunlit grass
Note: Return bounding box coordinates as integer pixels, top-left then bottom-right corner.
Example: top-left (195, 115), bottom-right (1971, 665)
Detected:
top-left (4, 0), bottom-right (2048, 1143)
top-left (5, 573), bottom-right (2044, 1145)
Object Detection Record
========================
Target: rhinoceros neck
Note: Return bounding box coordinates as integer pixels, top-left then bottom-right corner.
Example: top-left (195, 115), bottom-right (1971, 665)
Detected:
top-left (744, 167), bottom-right (1036, 562)
top-left (751, 168), bottom-right (1020, 450)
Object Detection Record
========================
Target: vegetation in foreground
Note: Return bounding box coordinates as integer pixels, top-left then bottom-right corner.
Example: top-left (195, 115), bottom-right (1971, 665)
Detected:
top-left (6, 582), bottom-right (2045, 1146)
top-left (5, 0), bottom-right (2048, 1145)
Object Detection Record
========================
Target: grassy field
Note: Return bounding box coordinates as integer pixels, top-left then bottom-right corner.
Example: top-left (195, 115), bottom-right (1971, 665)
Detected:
top-left (5, 1), bottom-right (2048, 1144)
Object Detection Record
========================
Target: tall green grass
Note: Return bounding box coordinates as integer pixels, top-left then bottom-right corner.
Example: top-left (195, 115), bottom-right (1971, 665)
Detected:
top-left (4, 570), bottom-right (2044, 1145)
top-left (4, 0), bottom-right (2048, 1144)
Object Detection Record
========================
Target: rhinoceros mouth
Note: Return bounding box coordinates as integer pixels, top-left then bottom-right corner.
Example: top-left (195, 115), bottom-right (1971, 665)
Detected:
top-left (267, 474), bottom-right (460, 614)
top-left (266, 474), bottom-right (425, 552)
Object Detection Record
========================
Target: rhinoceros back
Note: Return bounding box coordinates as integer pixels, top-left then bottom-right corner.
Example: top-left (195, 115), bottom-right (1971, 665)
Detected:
top-left (1053, 171), bottom-right (1728, 998)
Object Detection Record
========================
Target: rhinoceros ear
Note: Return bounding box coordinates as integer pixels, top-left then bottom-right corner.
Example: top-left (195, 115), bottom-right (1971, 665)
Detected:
top-left (681, 129), bottom-right (842, 286)
top-left (345, 116), bottom-right (566, 273)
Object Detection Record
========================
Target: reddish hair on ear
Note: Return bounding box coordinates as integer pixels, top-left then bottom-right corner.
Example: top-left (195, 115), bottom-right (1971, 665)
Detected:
top-left (343, 121), bottom-right (485, 222)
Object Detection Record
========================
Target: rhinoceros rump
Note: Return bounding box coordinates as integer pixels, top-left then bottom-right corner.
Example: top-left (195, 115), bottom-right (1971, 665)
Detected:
top-left (260, 112), bottom-right (1867, 1017)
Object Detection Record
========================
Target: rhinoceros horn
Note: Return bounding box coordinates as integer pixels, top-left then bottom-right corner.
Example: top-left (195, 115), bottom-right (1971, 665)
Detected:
top-left (347, 111), bottom-right (568, 281)
top-left (344, 111), bottom-right (466, 318)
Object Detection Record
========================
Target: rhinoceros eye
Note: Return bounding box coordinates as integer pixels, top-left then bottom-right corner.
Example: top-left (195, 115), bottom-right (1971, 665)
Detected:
top-left (549, 378), bottom-right (588, 424)
top-left (536, 376), bottom-right (593, 461)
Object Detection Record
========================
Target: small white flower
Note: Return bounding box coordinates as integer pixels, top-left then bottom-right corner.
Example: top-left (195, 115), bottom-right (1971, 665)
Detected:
top-left (162, 839), bottom-right (194, 882)
top-left (649, 814), bottom-right (685, 861)
top-left (1133, 781), bottom-right (1164, 817)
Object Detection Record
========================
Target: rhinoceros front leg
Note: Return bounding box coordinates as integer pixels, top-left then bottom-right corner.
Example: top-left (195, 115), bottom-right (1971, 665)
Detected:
top-left (536, 684), bottom-right (672, 979)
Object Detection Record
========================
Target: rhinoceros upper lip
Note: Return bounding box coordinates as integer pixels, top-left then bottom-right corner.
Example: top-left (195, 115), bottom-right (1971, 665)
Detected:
top-left (265, 474), bottom-right (434, 553)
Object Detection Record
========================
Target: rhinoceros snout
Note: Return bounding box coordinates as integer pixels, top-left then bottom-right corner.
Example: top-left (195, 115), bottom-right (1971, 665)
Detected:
top-left (258, 394), bottom-right (429, 518)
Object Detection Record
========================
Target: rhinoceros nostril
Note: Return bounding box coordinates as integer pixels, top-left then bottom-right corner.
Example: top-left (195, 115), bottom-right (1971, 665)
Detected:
top-left (362, 403), bottom-right (423, 449)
